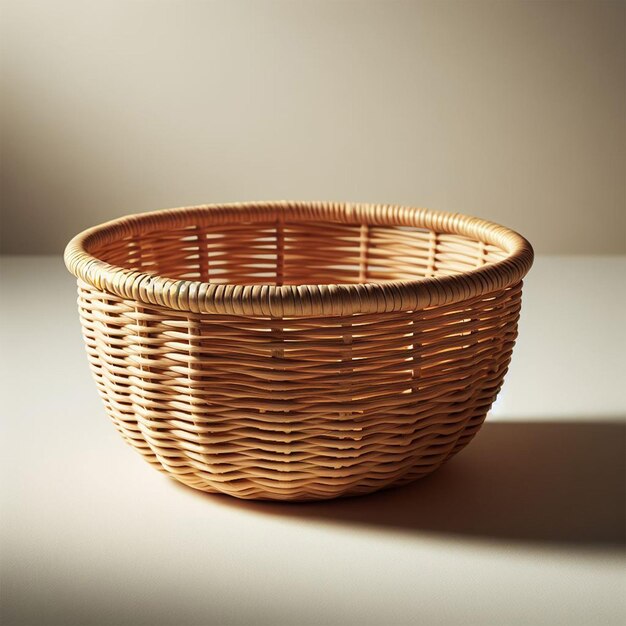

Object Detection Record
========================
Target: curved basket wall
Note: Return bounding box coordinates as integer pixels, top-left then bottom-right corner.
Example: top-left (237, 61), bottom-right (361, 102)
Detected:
top-left (65, 201), bottom-right (533, 501)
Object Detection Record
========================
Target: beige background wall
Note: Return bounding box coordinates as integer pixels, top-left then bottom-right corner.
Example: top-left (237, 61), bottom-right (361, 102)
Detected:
top-left (1, 0), bottom-right (624, 255)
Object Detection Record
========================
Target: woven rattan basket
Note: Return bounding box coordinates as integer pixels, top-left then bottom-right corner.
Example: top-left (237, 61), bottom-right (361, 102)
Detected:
top-left (65, 201), bottom-right (533, 501)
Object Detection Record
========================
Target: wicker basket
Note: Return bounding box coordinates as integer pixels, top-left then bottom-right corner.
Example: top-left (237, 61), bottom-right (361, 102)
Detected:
top-left (64, 201), bottom-right (533, 501)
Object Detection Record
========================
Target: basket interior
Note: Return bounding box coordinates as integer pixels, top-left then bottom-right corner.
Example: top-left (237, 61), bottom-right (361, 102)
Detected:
top-left (89, 215), bottom-right (509, 287)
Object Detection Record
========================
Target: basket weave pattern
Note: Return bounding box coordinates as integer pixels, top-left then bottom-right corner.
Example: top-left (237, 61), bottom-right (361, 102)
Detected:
top-left (65, 202), bottom-right (533, 500)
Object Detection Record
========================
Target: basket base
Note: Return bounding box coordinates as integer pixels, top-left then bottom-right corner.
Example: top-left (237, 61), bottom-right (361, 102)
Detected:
top-left (160, 433), bottom-right (477, 502)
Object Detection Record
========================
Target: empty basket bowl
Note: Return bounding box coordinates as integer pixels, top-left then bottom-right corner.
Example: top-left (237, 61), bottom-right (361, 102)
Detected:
top-left (64, 201), bottom-right (533, 501)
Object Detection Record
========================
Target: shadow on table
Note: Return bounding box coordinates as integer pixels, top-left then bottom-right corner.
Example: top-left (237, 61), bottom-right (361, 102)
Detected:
top-left (209, 419), bottom-right (626, 546)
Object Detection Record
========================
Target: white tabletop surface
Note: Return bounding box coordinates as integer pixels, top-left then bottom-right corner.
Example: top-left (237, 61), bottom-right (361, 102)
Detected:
top-left (1, 255), bottom-right (625, 626)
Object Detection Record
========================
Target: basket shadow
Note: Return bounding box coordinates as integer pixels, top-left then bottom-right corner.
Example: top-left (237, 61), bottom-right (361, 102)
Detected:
top-left (209, 419), bottom-right (626, 546)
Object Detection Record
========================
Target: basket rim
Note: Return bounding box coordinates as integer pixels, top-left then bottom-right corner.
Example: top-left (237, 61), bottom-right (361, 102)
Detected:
top-left (64, 201), bottom-right (534, 316)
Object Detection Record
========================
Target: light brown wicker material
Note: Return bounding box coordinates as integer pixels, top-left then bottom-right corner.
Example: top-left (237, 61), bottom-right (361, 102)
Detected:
top-left (64, 201), bottom-right (533, 501)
